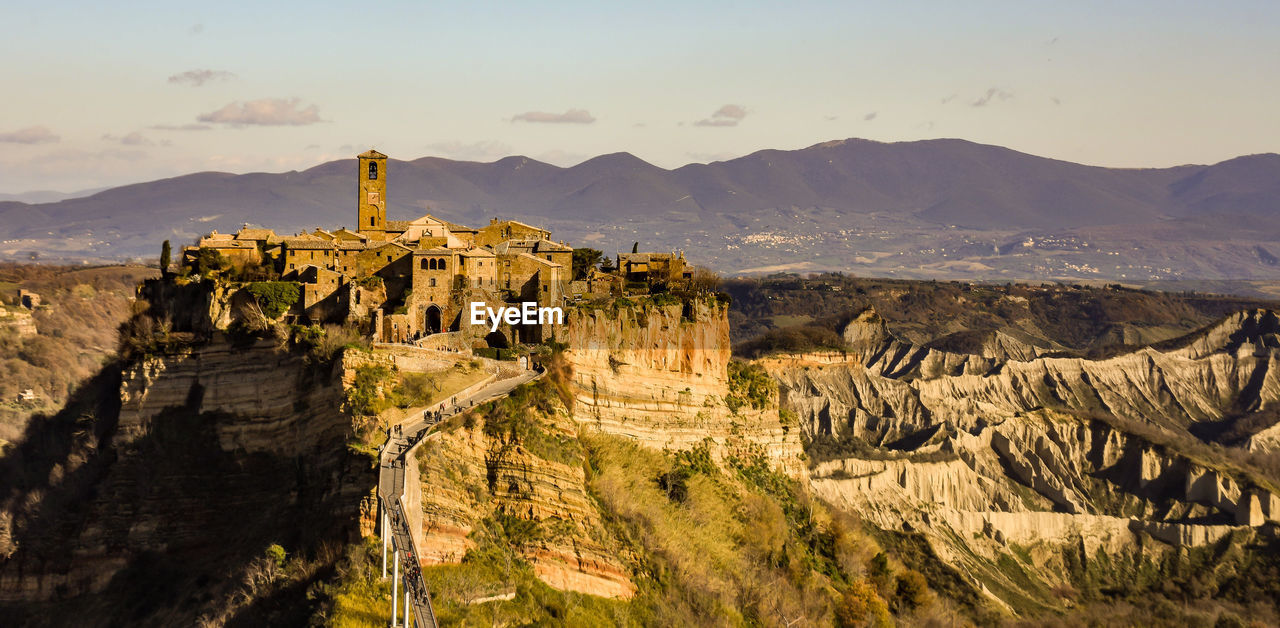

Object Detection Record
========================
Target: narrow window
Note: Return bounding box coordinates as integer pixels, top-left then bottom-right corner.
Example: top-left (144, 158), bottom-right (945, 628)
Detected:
top-left (368, 162), bottom-right (378, 180)
top-left (370, 217), bottom-right (375, 226)
top-left (429, 278), bottom-right (436, 287)
top-left (421, 259), bottom-right (429, 270)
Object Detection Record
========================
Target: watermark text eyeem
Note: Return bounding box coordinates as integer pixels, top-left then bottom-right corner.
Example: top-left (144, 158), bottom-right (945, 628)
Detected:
top-left (469, 301), bottom-right (564, 332)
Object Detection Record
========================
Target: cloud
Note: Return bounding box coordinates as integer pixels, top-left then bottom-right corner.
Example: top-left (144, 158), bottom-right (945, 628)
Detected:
top-left (150, 123), bottom-right (212, 131)
top-left (711, 104), bottom-right (747, 120)
top-left (693, 119), bottom-right (739, 127)
top-left (863, 112), bottom-right (878, 121)
top-left (0, 126), bottom-right (60, 144)
top-left (1051, 96), bottom-right (1062, 106)
top-left (971, 88), bottom-right (1013, 107)
top-left (940, 94), bottom-right (958, 105)
top-left (424, 140), bottom-right (513, 162)
top-left (510, 109), bottom-right (596, 124)
top-left (168, 69), bottom-right (236, 87)
top-left (693, 104), bottom-right (749, 127)
top-left (190, 23), bottom-right (204, 35)
top-left (101, 131), bottom-right (156, 146)
top-left (824, 115), bottom-right (839, 121)
top-left (197, 98), bottom-right (323, 126)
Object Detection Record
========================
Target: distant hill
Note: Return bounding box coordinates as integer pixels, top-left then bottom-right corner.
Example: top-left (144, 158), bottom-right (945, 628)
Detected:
top-left (2, 138), bottom-right (1278, 277)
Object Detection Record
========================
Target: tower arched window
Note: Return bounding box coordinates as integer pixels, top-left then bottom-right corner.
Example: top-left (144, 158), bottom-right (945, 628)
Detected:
top-left (368, 162), bottom-right (378, 180)
top-left (421, 259), bottom-right (429, 270)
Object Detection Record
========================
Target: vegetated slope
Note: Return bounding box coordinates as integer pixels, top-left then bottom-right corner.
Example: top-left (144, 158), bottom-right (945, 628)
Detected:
top-left (726, 273), bottom-right (1279, 357)
top-left (318, 364), bottom-right (971, 627)
top-left (5, 138), bottom-right (1280, 260)
top-left (0, 264), bottom-right (157, 447)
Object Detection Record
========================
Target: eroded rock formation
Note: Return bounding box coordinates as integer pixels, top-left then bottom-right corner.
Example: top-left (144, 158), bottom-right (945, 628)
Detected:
top-left (766, 307), bottom-right (1280, 609)
top-left (563, 299), bottom-right (806, 474)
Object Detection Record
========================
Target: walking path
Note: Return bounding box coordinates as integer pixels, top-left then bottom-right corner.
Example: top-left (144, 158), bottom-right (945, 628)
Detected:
top-left (377, 364), bottom-right (543, 627)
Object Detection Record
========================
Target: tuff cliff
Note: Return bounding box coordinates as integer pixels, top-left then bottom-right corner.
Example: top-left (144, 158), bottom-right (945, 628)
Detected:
top-left (0, 336), bottom-right (371, 625)
top-left (411, 385), bottom-right (636, 600)
top-left (563, 298), bottom-right (805, 473)
top-left (406, 298), bottom-right (811, 602)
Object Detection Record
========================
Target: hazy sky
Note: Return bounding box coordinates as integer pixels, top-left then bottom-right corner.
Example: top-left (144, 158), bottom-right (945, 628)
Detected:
top-left (2, 1), bottom-right (1278, 193)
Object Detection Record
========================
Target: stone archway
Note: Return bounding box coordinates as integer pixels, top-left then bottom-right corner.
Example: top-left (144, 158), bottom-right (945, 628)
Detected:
top-left (424, 304), bottom-right (442, 335)
top-left (484, 330), bottom-right (510, 349)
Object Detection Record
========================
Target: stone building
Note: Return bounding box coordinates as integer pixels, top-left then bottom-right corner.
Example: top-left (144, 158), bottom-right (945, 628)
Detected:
top-left (617, 251), bottom-right (691, 282)
top-left (186, 149), bottom-right (575, 348)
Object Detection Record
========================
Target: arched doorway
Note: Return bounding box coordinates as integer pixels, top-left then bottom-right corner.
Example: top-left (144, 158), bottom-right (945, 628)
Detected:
top-left (484, 331), bottom-right (509, 349)
top-left (424, 304), bottom-right (442, 334)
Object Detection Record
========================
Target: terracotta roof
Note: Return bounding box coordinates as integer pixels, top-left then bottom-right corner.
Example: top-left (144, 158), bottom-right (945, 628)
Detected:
top-left (512, 251), bottom-right (562, 268)
top-left (369, 242), bottom-right (413, 252)
top-left (234, 228), bottom-right (277, 241)
top-left (493, 239), bottom-right (571, 254)
top-left (444, 221), bottom-right (478, 233)
top-left (385, 220), bottom-right (411, 231)
top-left (458, 247), bottom-right (495, 258)
top-left (411, 247), bottom-right (453, 255)
top-left (358, 149), bottom-right (388, 159)
top-left (331, 228), bottom-right (367, 240)
top-left (534, 239), bottom-right (571, 252)
top-left (283, 238), bottom-right (337, 250)
top-left (201, 239), bottom-right (258, 249)
top-left (486, 219), bottom-right (548, 233)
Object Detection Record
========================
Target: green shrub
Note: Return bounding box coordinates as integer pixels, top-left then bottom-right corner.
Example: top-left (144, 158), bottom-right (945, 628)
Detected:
top-left (188, 247), bottom-right (230, 277)
top-left (345, 364), bottom-right (394, 416)
top-left (265, 543), bottom-right (287, 569)
top-left (649, 292), bottom-right (683, 308)
top-left (657, 440), bottom-right (716, 503)
top-left (245, 281), bottom-right (300, 318)
top-left (894, 569), bottom-right (931, 610)
top-left (836, 579), bottom-right (892, 628)
top-left (726, 360), bottom-right (775, 413)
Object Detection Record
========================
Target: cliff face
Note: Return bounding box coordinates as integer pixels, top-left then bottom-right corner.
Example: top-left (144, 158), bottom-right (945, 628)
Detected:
top-left (0, 337), bottom-right (369, 624)
top-left (563, 299), bottom-right (804, 473)
top-left (412, 400), bottom-right (636, 600)
top-left (765, 307), bottom-right (1280, 611)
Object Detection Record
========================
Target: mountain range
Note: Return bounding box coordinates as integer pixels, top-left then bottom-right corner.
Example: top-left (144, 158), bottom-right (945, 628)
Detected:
top-left (3, 138), bottom-right (1279, 280)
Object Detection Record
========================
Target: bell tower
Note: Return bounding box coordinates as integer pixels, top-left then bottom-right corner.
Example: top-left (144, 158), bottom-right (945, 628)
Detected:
top-left (357, 149), bottom-right (388, 238)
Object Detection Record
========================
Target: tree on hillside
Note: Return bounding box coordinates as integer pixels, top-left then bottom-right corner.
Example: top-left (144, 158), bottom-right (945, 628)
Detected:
top-left (600, 256), bottom-right (616, 273)
top-left (571, 248), bottom-right (603, 280)
top-left (631, 242), bottom-right (639, 254)
top-left (160, 240), bottom-right (171, 276)
top-left (691, 267), bottom-right (721, 293)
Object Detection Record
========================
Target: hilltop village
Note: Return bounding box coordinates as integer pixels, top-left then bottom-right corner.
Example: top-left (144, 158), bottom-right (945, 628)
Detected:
top-left (180, 150), bottom-right (692, 347)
